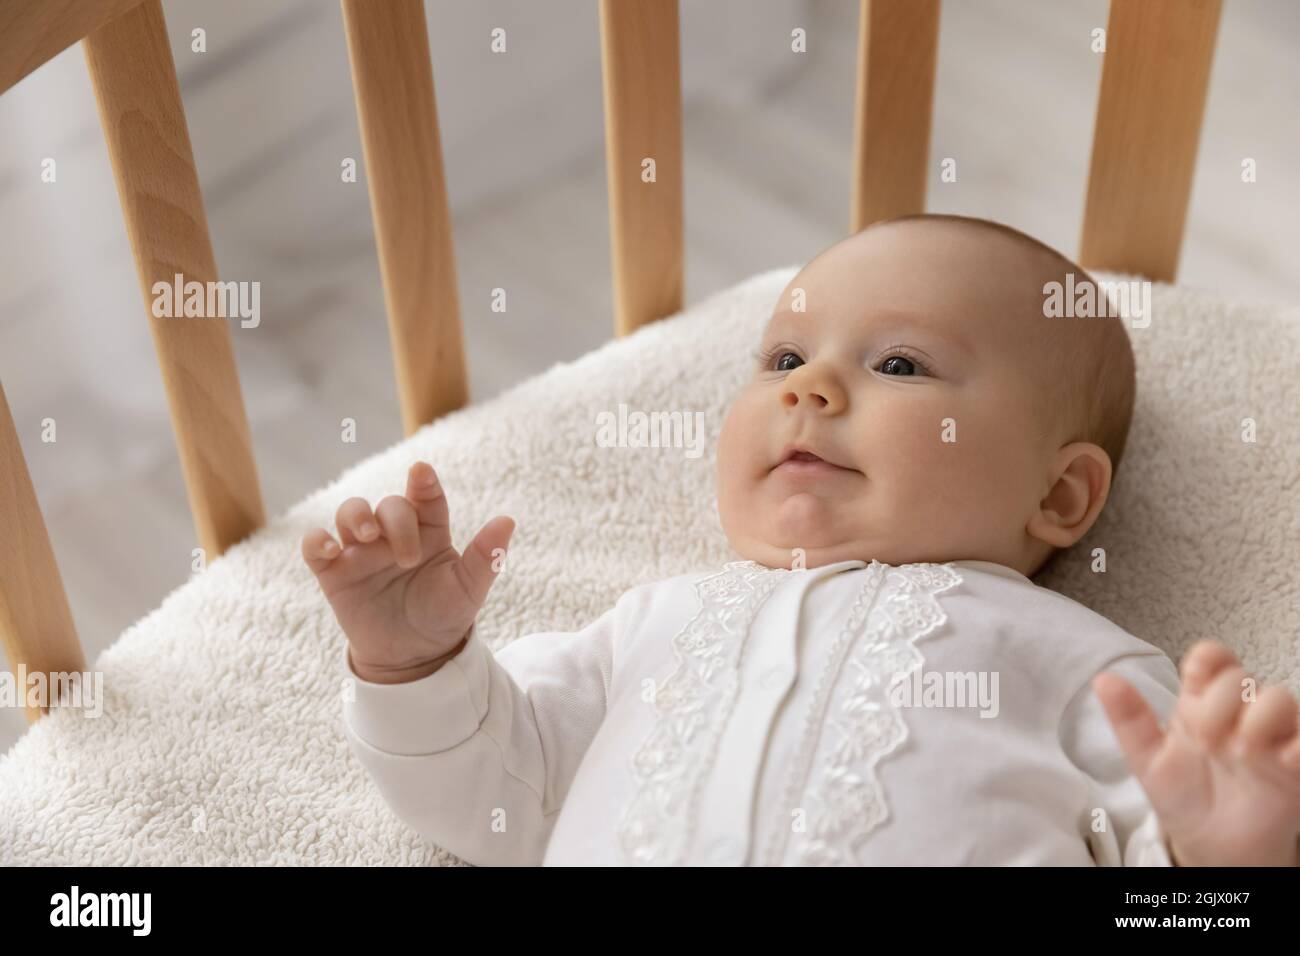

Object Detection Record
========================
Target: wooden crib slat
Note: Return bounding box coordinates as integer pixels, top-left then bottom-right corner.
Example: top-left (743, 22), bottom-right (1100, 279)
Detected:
top-left (341, 0), bottom-right (468, 434)
top-left (0, 0), bottom-right (146, 96)
top-left (83, 0), bottom-right (265, 557)
top-left (1079, 0), bottom-right (1222, 281)
top-left (598, 0), bottom-right (684, 337)
top-left (850, 0), bottom-right (941, 233)
top-left (0, 382), bottom-right (85, 724)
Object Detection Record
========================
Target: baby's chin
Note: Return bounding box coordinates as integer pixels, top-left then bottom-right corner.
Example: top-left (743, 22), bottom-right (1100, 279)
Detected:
top-left (771, 490), bottom-right (847, 540)
top-left (727, 493), bottom-right (871, 569)
top-left (726, 495), bottom-right (963, 569)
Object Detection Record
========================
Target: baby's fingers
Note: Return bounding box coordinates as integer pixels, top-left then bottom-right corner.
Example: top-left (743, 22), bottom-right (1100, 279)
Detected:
top-left (1180, 640), bottom-right (1240, 695)
top-left (336, 497), bottom-right (380, 547)
top-left (1283, 738), bottom-right (1300, 771)
top-left (405, 461), bottom-right (450, 530)
top-left (1093, 671), bottom-right (1165, 780)
top-left (375, 495), bottom-right (422, 569)
top-left (455, 515), bottom-right (516, 607)
top-left (1237, 684), bottom-right (1298, 759)
top-left (301, 528), bottom-right (342, 573)
top-left (1186, 664), bottom-right (1248, 750)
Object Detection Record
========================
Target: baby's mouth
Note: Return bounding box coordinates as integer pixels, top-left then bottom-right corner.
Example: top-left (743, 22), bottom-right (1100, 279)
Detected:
top-left (771, 445), bottom-right (861, 477)
top-left (787, 450), bottom-right (828, 464)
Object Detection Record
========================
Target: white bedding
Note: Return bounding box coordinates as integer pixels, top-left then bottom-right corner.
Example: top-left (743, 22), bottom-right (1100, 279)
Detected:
top-left (1, 266), bottom-right (1296, 864)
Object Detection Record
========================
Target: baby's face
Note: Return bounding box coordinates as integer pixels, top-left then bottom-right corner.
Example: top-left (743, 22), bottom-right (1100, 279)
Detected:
top-left (717, 219), bottom-right (1097, 575)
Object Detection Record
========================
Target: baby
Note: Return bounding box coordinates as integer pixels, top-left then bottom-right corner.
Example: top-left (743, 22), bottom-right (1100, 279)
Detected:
top-left (304, 214), bottom-right (1300, 866)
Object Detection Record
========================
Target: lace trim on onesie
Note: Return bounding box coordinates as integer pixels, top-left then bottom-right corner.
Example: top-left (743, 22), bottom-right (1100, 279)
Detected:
top-left (617, 559), bottom-right (788, 865)
top-left (764, 561), bottom-right (962, 865)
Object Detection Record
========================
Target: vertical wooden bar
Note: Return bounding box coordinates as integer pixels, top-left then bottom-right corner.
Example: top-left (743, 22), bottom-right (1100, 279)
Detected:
top-left (83, 0), bottom-right (265, 557)
top-left (1079, 0), bottom-right (1222, 281)
top-left (0, 382), bottom-right (85, 724)
top-left (850, 0), bottom-right (941, 233)
top-left (341, 0), bottom-right (468, 434)
top-left (598, 0), bottom-right (684, 337)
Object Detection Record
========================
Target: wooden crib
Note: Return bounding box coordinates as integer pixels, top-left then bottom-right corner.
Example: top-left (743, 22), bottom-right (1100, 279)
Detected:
top-left (0, 0), bottom-right (1222, 724)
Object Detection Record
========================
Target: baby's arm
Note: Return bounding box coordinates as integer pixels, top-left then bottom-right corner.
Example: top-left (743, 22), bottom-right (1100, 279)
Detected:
top-left (302, 460), bottom-right (619, 865)
top-left (341, 606), bottom-right (619, 866)
top-left (1061, 653), bottom-right (1181, 866)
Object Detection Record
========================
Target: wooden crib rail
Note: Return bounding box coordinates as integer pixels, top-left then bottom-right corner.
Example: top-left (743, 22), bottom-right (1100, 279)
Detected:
top-left (0, 0), bottom-right (142, 96)
top-left (598, 0), bottom-right (684, 337)
top-left (1080, 0), bottom-right (1223, 281)
top-left (851, 0), bottom-right (941, 232)
top-left (0, 384), bottom-right (85, 725)
top-left (341, 0), bottom-right (468, 434)
top-left (1, 0), bottom-right (264, 718)
top-left (83, 0), bottom-right (265, 556)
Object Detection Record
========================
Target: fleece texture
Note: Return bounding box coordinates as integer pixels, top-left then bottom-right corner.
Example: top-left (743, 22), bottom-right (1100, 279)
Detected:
top-left (1, 267), bottom-right (1296, 864)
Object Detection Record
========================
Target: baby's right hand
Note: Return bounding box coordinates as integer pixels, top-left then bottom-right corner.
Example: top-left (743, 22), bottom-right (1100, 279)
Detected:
top-left (301, 460), bottom-right (515, 684)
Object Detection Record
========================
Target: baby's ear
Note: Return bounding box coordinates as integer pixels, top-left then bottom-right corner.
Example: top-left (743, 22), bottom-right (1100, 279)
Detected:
top-left (1025, 442), bottom-right (1113, 550)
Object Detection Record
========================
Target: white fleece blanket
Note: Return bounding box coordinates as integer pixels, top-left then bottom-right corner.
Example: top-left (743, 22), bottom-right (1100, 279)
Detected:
top-left (1, 267), bottom-right (1296, 864)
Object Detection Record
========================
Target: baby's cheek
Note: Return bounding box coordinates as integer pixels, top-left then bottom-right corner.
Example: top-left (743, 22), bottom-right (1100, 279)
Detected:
top-left (937, 410), bottom-right (1038, 516)
top-left (716, 396), bottom-right (748, 462)
top-left (715, 396), bottom-right (764, 513)
top-left (875, 403), bottom-right (1015, 506)
top-left (871, 399), bottom-right (958, 473)
top-left (715, 421), bottom-right (742, 510)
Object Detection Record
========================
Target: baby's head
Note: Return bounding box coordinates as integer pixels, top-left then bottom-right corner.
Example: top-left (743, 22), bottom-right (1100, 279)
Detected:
top-left (716, 214), bottom-right (1135, 578)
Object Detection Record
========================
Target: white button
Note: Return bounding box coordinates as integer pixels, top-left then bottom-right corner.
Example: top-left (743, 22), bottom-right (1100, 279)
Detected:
top-left (706, 837), bottom-right (745, 866)
top-left (760, 666), bottom-right (788, 690)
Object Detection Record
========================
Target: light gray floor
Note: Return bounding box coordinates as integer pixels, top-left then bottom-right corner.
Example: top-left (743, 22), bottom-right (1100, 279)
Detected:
top-left (1, 0), bottom-right (1297, 752)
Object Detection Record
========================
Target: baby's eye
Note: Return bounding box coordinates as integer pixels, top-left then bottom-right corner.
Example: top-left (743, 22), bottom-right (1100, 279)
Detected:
top-left (755, 345), bottom-right (805, 372)
top-left (879, 355), bottom-right (919, 376)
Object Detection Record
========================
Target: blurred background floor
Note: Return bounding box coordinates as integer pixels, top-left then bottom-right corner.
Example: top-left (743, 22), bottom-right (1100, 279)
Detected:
top-left (1, 0), bottom-right (1297, 751)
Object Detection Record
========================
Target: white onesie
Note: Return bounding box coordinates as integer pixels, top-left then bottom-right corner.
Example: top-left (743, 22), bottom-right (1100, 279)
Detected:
top-left (341, 558), bottom-right (1180, 866)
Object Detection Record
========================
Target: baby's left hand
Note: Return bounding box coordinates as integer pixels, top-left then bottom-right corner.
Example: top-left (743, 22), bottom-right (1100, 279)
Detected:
top-left (1093, 640), bottom-right (1300, 866)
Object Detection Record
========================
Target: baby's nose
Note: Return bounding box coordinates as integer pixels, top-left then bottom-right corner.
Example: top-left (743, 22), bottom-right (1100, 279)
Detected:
top-left (781, 365), bottom-right (846, 414)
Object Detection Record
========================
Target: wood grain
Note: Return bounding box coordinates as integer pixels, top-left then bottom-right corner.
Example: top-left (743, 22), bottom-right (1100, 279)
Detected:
top-left (598, 0), bottom-right (684, 336)
top-left (0, 382), bottom-right (85, 724)
top-left (0, 0), bottom-right (144, 95)
top-left (341, 0), bottom-right (468, 434)
top-left (850, 0), bottom-right (941, 233)
top-left (83, 0), bottom-right (265, 557)
top-left (1080, 0), bottom-right (1222, 281)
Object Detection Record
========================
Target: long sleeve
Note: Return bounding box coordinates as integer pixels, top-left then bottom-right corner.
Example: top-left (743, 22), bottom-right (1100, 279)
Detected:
top-left (1060, 651), bottom-right (1182, 867)
top-left (341, 603), bottom-right (621, 866)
